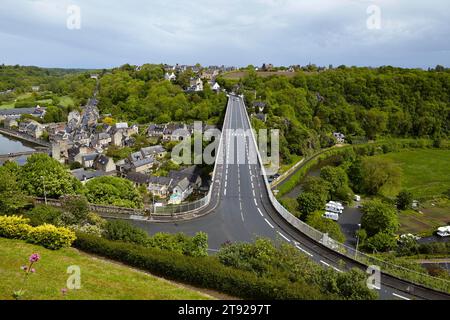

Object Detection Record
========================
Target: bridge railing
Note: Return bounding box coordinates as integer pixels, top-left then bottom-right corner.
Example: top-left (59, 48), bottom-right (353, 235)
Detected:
top-left (239, 95), bottom-right (450, 294)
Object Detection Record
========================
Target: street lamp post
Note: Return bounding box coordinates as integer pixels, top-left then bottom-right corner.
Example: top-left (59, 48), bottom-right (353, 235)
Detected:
top-left (355, 224), bottom-right (362, 259)
top-left (41, 176), bottom-right (47, 205)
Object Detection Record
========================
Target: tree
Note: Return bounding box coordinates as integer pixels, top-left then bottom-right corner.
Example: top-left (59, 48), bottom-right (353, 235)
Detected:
top-left (361, 200), bottom-right (399, 237)
top-left (347, 157), bottom-right (364, 193)
top-left (396, 190), bottom-right (413, 210)
top-left (361, 157), bottom-right (402, 195)
top-left (0, 166), bottom-right (28, 214)
top-left (302, 176), bottom-right (330, 203)
top-left (320, 166), bottom-right (349, 196)
top-left (297, 192), bottom-right (325, 220)
top-left (60, 195), bottom-right (90, 225)
top-left (19, 154), bottom-right (82, 198)
top-left (306, 211), bottom-right (346, 243)
top-left (365, 232), bottom-right (398, 252)
top-left (84, 176), bottom-right (143, 208)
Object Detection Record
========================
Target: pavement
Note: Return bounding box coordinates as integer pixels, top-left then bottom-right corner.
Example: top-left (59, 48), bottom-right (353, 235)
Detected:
top-left (130, 95), bottom-right (450, 301)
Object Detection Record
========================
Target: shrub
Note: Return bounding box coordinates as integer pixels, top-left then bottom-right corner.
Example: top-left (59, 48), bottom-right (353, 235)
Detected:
top-left (0, 216), bottom-right (32, 239)
top-left (73, 233), bottom-right (329, 300)
top-left (27, 224), bottom-right (76, 250)
top-left (103, 220), bottom-right (148, 245)
top-left (25, 205), bottom-right (62, 226)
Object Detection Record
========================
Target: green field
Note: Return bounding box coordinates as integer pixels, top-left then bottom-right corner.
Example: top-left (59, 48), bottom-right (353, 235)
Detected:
top-left (0, 93), bottom-right (74, 109)
top-left (372, 149), bottom-right (450, 199)
top-left (0, 238), bottom-right (211, 300)
top-left (399, 199), bottom-right (450, 235)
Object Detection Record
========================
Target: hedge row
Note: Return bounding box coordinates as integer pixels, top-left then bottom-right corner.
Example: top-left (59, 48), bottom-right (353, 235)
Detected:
top-left (73, 232), bottom-right (334, 300)
top-left (0, 215), bottom-right (76, 250)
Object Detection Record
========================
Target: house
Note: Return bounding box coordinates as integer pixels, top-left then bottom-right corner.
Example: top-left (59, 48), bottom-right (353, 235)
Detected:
top-left (18, 120), bottom-right (44, 139)
top-left (164, 72), bottom-right (177, 81)
top-left (81, 153), bottom-right (99, 168)
top-left (90, 74), bottom-right (99, 80)
top-left (163, 123), bottom-right (191, 141)
top-left (91, 132), bottom-right (111, 149)
top-left (111, 123), bottom-right (138, 147)
top-left (93, 154), bottom-right (116, 173)
top-left (253, 101), bottom-right (267, 113)
top-left (67, 111), bottom-right (81, 131)
top-left (4, 118), bottom-right (18, 129)
top-left (261, 63), bottom-right (274, 71)
top-left (187, 78), bottom-right (203, 92)
top-left (254, 113), bottom-right (267, 122)
top-left (129, 157), bottom-right (157, 173)
top-left (31, 86), bottom-right (40, 92)
top-left (0, 106), bottom-right (46, 121)
top-left (210, 82), bottom-right (221, 92)
top-left (68, 145), bottom-right (97, 164)
top-left (147, 124), bottom-right (166, 138)
top-left (148, 176), bottom-right (173, 198)
top-left (71, 168), bottom-right (106, 184)
top-left (333, 132), bottom-right (346, 144)
top-left (125, 172), bottom-right (150, 188)
top-left (141, 145), bottom-right (167, 159)
top-left (167, 166), bottom-right (203, 203)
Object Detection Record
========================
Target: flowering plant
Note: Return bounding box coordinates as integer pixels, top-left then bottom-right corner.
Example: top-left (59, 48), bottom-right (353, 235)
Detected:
top-left (13, 253), bottom-right (40, 300)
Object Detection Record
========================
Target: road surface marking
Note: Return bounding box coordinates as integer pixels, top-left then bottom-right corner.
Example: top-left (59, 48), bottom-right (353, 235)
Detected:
top-left (278, 232), bottom-right (291, 242)
top-left (254, 199), bottom-right (258, 206)
top-left (393, 293), bottom-right (410, 301)
top-left (264, 218), bottom-right (274, 229)
top-left (372, 285), bottom-right (381, 290)
top-left (332, 266), bottom-right (343, 273)
top-left (252, 189), bottom-right (256, 197)
top-left (257, 208), bottom-right (264, 217)
top-left (320, 260), bottom-right (331, 267)
top-left (295, 245), bottom-right (313, 257)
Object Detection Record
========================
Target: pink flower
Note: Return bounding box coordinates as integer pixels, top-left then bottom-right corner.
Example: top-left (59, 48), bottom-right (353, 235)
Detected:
top-left (20, 265), bottom-right (28, 271)
top-left (61, 288), bottom-right (68, 295)
top-left (30, 268), bottom-right (36, 273)
top-left (29, 253), bottom-right (40, 263)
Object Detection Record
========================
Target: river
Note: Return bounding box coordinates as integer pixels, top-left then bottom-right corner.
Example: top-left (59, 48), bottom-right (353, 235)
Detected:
top-left (0, 133), bottom-right (36, 165)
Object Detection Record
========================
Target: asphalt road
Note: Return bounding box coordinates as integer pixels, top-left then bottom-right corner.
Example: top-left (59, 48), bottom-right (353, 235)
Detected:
top-left (131, 95), bottom-right (449, 300)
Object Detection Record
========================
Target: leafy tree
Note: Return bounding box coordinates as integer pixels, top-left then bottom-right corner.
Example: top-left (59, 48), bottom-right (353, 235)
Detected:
top-left (297, 192), bottom-right (325, 220)
top-left (306, 211), bottom-right (346, 243)
top-left (0, 166), bottom-right (28, 214)
top-left (361, 157), bottom-right (402, 195)
top-left (59, 195), bottom-right (90, 225)
top-left (396, 190), bottom-right (413, 210)
top-left (302, 176), bottom-right (330, 203)
top-left (19, 154), bottom-right (82, 198)
top-left (361, 200), bottom-right (399, 237)
top-left (320, 166), bottom-right (349, 196)
top-left (365, 232), bottom-right (398, 252)
top-left (84, 176), bottom-right (143, 208)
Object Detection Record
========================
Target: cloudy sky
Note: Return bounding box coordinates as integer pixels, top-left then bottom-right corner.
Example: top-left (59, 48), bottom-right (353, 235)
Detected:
top-left (1, 0), bottom-right (449, 69)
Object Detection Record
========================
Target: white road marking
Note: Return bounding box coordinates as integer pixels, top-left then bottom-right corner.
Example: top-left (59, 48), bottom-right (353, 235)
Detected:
top-left (278, 232), bottom-right (291, 242)
top-left (252, 189), bottom-right (256, 197)
top-left (295, 245), bottom-right (313, 257)
top-left (393, 293), bottom-right (410, 301)
top-left (254, 199), bottom-right (258, 206)
top-left (320, 260), bottom-right (331, 267)
top-left (372, 285), bottom-right (381, 290)
top-left (257, 208), bottom-right (264, 217)
top-left (332, 266), bottom-right (343, 273)
top-left (264, 218), bottom-right (274, 229)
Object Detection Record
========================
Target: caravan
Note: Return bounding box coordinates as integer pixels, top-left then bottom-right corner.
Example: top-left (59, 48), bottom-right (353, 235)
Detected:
top-left (437, 226), bottom-right (450, 237)
top-left (325, 201), bottom-right (344, 214)
top-left (323, 212), bottom-right (340, 221)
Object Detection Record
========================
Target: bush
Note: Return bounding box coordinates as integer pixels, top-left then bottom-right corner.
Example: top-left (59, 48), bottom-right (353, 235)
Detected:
top-left (27, 224), bottom-right (76, 250)
top-left (73, 233), bottom-right (329, 300)
top-left (0, 215), bottom-right (76, 250)
top-left (103, 220), bottom-right (149, 245)
top-left (25, 205), bottom-right (62, 226)
top-left (0, 215), bottom-right (32, 239)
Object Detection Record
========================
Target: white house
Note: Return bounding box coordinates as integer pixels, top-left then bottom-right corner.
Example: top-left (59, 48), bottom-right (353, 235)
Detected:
top-left (211, 82), bottom-right (221, 92)
top-left (164, 72), bottom-right (177, 81)
top-left (333, 132), bottom-right (346, 144)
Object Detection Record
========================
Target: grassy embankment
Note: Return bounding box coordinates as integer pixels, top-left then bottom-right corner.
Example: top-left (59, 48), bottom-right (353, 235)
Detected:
top-left (0, 238), bottom-right (212, 300)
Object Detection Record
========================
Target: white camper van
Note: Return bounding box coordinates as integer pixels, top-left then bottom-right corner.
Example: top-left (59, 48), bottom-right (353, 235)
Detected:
top-left (437, 226), bottom-right (450, 237)
top-left (323, 212), bottom-right (340, 221)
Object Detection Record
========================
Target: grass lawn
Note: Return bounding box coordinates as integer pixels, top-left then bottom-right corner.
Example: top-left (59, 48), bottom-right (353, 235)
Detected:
top-left (59, 96), bottom-right (75, 107)
top-left (0, 238), bottom-right (212, 300)
top-left (373, 149), bottom-right (450, 199)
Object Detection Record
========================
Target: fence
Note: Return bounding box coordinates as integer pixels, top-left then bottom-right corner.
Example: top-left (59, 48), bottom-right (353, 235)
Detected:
top-left (239, 95), bottom-right (450, 294)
